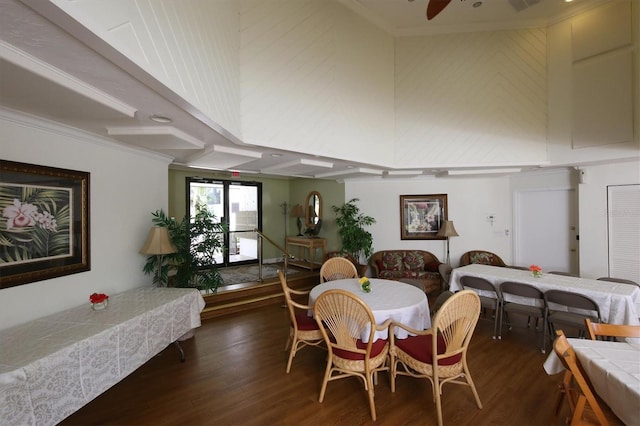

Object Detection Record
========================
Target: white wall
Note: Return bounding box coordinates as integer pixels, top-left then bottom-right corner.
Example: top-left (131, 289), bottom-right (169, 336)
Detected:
top-left (577, 161), bottom-right (640, 279)
top-left (346, 176), bottom-right (512, 268)
top-left (0, 108), bottom-right (171, 329)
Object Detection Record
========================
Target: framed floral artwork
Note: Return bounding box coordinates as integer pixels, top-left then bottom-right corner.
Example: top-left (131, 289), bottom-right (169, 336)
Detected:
top-left (400, 194), bottom-right (448, 240)
top-left (0, 160), bottom-right (90, 289)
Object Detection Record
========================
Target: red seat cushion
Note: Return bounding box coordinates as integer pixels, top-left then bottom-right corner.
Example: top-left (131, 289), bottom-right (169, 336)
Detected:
top-left (294, 312), bottom-right (320, 331)
top-left (333, 338), bottom-right (388, 360)
top-left (394, 333), bottom-right (462, 366)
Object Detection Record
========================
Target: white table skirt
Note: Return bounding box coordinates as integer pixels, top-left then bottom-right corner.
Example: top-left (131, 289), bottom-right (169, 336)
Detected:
top-left (450, 264), bottom-right (640, 325)
top-left (543, 338), bottom-right (640, 425)
top-left (0, 287), bottom-right (205, 426)
top-left (309, 278), bottom-right (431, 342)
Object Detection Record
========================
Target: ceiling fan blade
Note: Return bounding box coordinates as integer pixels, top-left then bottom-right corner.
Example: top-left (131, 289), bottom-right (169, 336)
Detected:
top-left (426, 0), bottom-right (453, 20)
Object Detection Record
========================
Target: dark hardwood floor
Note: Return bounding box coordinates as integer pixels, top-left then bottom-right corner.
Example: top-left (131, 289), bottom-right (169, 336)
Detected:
top-left (61, 305), bottom-right (622, 426)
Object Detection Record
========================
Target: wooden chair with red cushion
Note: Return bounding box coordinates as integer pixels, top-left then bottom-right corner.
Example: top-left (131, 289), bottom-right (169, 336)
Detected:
top-left (278, 270), bottom-right (324, 373)
top-left (313, 289), bottom-right (392, 421)
top-left (389, 290), bottom-right (483, 426)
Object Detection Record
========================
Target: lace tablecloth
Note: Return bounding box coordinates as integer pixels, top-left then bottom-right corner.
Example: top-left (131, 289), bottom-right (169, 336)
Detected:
top-left (544, 338), bottom-right (640, 425)
top-left (450, 264), bottom-right (640, 325)
top-left (309, 278), bottom-right (431, 342)
top-left (0, 287), bottom-right (205, 426)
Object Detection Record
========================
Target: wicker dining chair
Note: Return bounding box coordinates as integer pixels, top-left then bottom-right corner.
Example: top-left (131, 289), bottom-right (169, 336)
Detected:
top-left (498, 281), bottom-right (548, 353)
top-left (320, 257), bottom-right (359, 282)
top-left (389, 290), bottom-right (482, 426)
top-left (552, 330), bottom-right (610, 426)
top-left (278, 270), bottom-right (324, 373)
top-left (585, 318), bottom-right (640, 341)
top-left (313, 289), bottom-right (391, 421)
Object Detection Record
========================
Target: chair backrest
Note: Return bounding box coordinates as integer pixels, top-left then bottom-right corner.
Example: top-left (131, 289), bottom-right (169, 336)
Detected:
top-left (597, 277), bottom-right (640, 287)
top-left (431, 290), bottom-right (481, 359)
top-left (320, 257), bottom-right (359, 282)
top-left (500, 281), bottom-right (544, 301)
top-left (460, 276), bottom-right (498, 296)
top-left (544, 289), bottom-right (600, 319)
top-left (313, 289), bottom-right (376, 356)
top-left (585, 318), bottom-right (640, 340)
top-left (431, 290), bottom-right (454, 316)
top-left (278, 270), bottom-right (307, 326)
top-left (549, 271), bottom-right (579, 277)
top-left (459, 250), bottom-right (506, 267)
top-left (552, 330), bottom-right (609, 425)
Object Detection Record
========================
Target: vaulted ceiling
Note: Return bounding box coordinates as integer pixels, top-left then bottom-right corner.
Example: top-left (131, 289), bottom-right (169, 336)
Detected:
top-left (0, 0), bottom-right (607, 180)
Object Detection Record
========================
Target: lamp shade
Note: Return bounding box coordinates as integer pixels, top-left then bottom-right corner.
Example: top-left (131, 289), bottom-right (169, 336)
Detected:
top-left (437, 220), bottom-right (459, 238)
top-left (139, 227), bottom-right (177, 255)
top-left (290, 204), bottom-right (304, 218)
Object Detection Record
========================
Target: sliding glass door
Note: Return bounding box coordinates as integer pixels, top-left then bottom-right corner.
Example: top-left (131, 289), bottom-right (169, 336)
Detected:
top-left (187, 177), bottom-right (262, 266)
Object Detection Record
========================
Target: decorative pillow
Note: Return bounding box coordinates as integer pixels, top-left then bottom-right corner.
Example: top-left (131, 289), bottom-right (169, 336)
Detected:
top-left (403, 251), bottom-right (425, 271)
top-left (381, 252), bottom-right (403, 271)
top-left (424, 261), bottom-right (441, 272)
top-left (470, 252), bottom-right (495, 265)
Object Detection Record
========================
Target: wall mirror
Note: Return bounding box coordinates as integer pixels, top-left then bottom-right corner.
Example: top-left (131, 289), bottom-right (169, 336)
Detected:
top-left (305, 191), bottom-right (322, 229)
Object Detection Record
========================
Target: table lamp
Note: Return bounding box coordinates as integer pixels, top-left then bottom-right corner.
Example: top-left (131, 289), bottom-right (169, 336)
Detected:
top-left (437, 220), bottom-right (459, 266)
top-left (290, 204), bottom-right (304, 236)
top-left (140, 226), bottom-right (177, 286)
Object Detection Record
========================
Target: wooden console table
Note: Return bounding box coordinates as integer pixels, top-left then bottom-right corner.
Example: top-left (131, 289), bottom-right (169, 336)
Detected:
top-left (0, 287), bottom-right (205, 426)
top-left (286, 236), bottom-right (326, 270)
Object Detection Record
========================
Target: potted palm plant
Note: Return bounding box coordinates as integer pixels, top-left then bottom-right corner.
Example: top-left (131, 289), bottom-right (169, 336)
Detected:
top-left (142, 203), bottom-right (227, 293)
top-left (331, 198), bottom-right (376, 268)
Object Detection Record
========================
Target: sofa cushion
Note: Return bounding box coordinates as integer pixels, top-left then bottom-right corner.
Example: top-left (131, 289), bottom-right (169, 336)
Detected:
top-left (381, 252), bottom-right (403, 271)
top-left (470, 252), bottom-right (500, 265)
top-left (403, 251), bottom-right (425, 271)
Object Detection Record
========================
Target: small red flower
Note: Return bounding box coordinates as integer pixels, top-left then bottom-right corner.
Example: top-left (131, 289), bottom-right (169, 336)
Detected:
top-left (90, 293), bottom-right (109, 304)
top-left (529, 264), bottom-right (542, 273)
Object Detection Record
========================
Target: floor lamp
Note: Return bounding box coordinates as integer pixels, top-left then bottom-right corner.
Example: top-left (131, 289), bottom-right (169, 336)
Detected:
top-left (140, 226), bottom-right (177, 287)
top-left (437, 220), bottom-right (459, 266)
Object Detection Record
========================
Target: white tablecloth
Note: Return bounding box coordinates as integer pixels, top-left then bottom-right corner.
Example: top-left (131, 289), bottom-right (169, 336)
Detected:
top-left (309, 278), bottom-right (431, 342)
top-left (543, 338), bottom-right (640, 425)
top-left (450, 264), bottom-right (640, 325)
top-left (0, 287), bottom-right (205, 426)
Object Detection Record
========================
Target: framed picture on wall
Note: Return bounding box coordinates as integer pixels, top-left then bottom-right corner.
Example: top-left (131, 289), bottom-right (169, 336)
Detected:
top-left (400, 194), bottom-right (448, 240)
top-left (0, 160), bottom-right (90, 289)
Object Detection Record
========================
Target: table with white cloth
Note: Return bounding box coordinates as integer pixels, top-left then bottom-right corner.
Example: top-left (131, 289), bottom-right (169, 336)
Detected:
top-left (308, 278), bottom-right (431, 342)
top-left (450, 264), bottom-right (640, 325)
top-left (543, 338), bottom-right (640, 425)
top-left (0, 287), bottom-right (205, 426)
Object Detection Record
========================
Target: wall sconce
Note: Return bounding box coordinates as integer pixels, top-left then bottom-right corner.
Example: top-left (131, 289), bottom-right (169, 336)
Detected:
top-left (290, 204), bottom-right (304, 236)
top-left (140, 226), bottom-right (177, 287)
top-left (436, 220), bottom-right (459, 266)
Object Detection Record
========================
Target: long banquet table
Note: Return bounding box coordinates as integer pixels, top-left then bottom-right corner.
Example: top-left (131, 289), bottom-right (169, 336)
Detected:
top-left (0, 287), bottom-right (205, 426)
top-left (308, 278), bottom-right (431, 342)
top-left (543, 338), bottom-right (640, 425)
top-left (450, 264), bottom-right (640, 325)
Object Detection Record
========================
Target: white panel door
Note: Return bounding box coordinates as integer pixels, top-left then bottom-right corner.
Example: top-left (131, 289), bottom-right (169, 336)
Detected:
top-left (514, 189), bottom-right (577, 273)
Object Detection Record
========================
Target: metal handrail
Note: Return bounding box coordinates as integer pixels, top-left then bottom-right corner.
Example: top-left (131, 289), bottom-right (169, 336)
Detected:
top-left (254, 228), bottom-right (294, 280)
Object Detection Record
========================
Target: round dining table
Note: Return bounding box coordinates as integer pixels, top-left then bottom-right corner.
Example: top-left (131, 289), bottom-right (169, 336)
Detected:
top-left (308, 278), bottom-right (431, 342)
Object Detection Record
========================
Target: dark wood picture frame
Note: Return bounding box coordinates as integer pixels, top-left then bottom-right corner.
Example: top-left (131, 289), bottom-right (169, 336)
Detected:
top-left (400, 194), bottom-right (448, 240)
top-left (0, 160), bottom-right (90, 289)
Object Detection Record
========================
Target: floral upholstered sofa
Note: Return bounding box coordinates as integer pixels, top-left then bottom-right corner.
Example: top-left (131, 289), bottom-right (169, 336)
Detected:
top-left (369, 250), bottom-right (443, 295)
top-left (459, 250), bottom-right (507, 267)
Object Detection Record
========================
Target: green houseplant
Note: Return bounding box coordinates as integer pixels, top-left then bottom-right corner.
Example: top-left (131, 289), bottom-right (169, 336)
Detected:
top-left (331, 198), bottom-right (376, 264)
top-left (142, 204), bottom-right (227, 292)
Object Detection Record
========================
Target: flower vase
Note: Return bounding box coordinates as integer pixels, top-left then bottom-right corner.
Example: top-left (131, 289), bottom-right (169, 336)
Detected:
top-left (359, 277), bottom-right (371, 293)
top-left (532, 271), bottom-right (542, 278)
top-left (91, 300), bottom-right (108, 310)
